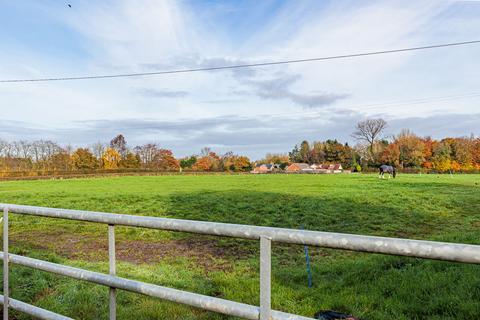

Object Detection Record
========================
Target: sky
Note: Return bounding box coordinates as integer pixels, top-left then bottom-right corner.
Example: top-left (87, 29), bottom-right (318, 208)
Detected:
top-left (0, 0), bottom-right (479, 159)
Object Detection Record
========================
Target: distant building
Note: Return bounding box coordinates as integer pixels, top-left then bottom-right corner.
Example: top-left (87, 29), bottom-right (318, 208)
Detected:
top-left (253, 162), bottom-right (344, 174)
top-left (311, 163), bottom-right (344, 173)
top-left (251, 163), bottom-right (282, 174)
top-left (285, 163), bottom-right (312, 173)
top-left (317, 163), bottom-right (343, 173)
top-left (252, 163), bottom-right (274, 174)
top-left (332, 164), bottom-right (343, 173)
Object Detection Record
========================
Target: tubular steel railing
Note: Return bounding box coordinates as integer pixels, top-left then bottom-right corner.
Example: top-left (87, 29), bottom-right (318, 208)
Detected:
top-left (1, 204), bottom-right (480, 320)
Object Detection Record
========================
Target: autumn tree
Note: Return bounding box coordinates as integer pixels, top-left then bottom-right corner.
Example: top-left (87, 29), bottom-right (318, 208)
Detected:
top-left (473, 138), bottom-right (480, 169)
top-left (221, 153), bottom-right (251, 172)
top-left (290, 141), bottom-right (321, 164)
top-left (193, 151), bottom-right (221, 171)
top-left (380, 143), bottom-right (400, 166)
top-left (449, 137), bottom-right (474, 170)
top-left (102, 148), bottom-right (121, 169)
top-left (396, 129), bottom-right (425, 168)
top-left (71, 148), bottom-right (99, 170)
top-left (260, 153), bottom-right (290, 169)
top-left (299, 140), bottom-right (310, 163)
top-left (152, 149), bottom-right (180, 171)
top-left (421, 137), bottom-right (435, 169)
top-left (194, 157), bottom-right (212, 171)
top-left (49, 150), bottom-right (73, 172)
top-left (323, 140), bottom-right (352, 166)
top-left (232, 156), bottom-right (251, 171)
top-left (432, 141), bottom-right (452, 172)
top-left (119, 152), bottom-right (141, 168)
top-left (310, 142), bottom-right (326, 164)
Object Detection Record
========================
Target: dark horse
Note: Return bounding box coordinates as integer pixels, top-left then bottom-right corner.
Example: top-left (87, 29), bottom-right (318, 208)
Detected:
top-left (379, 164), bottom-right (396, 179)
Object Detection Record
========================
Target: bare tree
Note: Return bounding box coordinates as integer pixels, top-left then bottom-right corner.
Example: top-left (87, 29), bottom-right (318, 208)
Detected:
top-left (110, 134), bottom-right (127, 158)
top-left (13, 140), bottom-right (33, 159)
top-left (134, 143), bottom-right (158, 167)
top-left (0, 139), bottom-right (9, 157)
top-left (90, 142), bottom-right (106, 160)
top-left (200, 147), bottom-right (211, 157)
top-left (352, 118), bottom-right (388, 153)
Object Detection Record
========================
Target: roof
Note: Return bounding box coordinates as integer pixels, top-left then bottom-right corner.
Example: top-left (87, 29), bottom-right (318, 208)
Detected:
top-left (255, 163), bottom-right (274, 169)
top-left (309, 163), bottom-right (343, 170)
top-left (290, 163), bottom-right (311, 170)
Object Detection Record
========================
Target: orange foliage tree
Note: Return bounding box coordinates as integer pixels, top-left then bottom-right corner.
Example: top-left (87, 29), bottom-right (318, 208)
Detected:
top-left (152, 149), bottom-right (180, 171)
top-left (380, 143), bottom-right (400, 166)
top-left (432, 141), bottom-right (452, 172)
top-left (193, 151), bottom-right (221, 171)
top-left (222, 154), bottom-right (251, 172)
top-left (396, 130), bottom-right (424, 168)
top-left (102, 148), bottom-right (120, 169)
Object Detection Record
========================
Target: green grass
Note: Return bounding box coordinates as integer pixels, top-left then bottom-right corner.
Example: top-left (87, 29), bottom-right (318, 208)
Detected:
top-left (1, 174), bottom-right (480, 319)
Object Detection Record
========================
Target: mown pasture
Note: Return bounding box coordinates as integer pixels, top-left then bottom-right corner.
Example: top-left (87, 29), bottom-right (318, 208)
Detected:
top-left (1, 174), bottom-right (480, 319)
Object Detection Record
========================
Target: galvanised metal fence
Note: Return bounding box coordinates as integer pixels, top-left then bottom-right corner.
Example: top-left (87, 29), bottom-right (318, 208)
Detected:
top-left (1, 204), bottom-right (480, 320)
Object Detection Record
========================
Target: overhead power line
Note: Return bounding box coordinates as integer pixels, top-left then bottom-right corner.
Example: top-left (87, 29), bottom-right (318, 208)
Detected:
top-left (260, 91), bottom-right (480, 119)
top-left (1, 40), bottom-right (480, 83)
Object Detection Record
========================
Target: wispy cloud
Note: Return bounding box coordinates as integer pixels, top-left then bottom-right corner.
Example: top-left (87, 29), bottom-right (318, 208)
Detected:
top-left (239, 72), bottom-right (348, 108)
top-left (137, 88), bottom-right (188, 98)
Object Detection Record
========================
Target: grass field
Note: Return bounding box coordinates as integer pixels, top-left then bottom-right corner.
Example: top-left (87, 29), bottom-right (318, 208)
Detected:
top-left (1, 174), bottom-right (480, 319)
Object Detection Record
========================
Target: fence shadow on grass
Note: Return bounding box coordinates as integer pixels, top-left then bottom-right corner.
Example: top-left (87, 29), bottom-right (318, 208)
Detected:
top-left (166, 189), bottom-right (475, 239)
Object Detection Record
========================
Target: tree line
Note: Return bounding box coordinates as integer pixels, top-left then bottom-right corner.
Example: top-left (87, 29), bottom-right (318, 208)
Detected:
top-left (283, 119), bottom-right (480, 173)
top-left (0, 135), bottom-right (252, 177)
top-left (351, 119), bottom-right (480, 172)
top-left (1, 119), bottom-right (479, 177)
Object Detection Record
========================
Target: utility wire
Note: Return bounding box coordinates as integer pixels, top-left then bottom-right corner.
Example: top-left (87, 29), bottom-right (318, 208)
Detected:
top-left (1, 40), bottom-right (480, 83)
top-left (261, 91), bottom-right (480, 119)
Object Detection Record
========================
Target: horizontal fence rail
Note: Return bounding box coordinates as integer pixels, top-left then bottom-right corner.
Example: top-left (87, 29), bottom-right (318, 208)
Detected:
top-left (2, 203), bottom-right (480, 264)
top-left (1, 203), bottom-right (480, 320)
top-left (0, 294), bottom-right (74, 320)
top-left (0, 252), bottom-right (310, 320)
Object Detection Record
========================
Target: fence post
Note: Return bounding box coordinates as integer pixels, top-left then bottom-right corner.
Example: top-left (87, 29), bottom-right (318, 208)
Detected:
top-left (260, 236), bottom-right (271, 320)
top-left (108, 224), bottom-right (116, 320)
top-left (3, 207), bottom-right (9, 320)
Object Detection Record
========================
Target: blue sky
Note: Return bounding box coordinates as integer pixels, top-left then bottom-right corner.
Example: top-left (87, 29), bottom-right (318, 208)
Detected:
top-left (1, 0), bottom-right (480, 159)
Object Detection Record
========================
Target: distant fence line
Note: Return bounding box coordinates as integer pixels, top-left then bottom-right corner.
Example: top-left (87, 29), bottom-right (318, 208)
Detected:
top-left (0, 168), bottom-right (478, 181)
top-left (0, 169), bottom-right (251, 181)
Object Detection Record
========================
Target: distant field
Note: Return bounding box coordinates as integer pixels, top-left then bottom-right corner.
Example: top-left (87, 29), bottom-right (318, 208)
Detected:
top-left (1, 174), bottom-right (480, 319)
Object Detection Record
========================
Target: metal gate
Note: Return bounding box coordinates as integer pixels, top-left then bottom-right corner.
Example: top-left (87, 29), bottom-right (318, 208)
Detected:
top-left (1, 203), bottom-right (479, 320)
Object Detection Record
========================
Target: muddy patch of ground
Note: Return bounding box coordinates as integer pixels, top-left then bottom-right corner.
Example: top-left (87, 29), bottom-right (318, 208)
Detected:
top-left (11, 230), bottom-right (251, 271)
